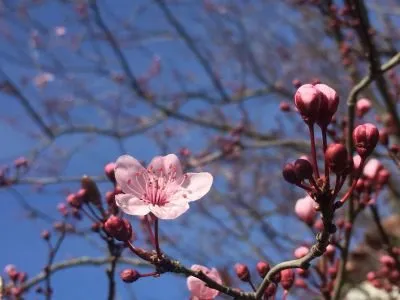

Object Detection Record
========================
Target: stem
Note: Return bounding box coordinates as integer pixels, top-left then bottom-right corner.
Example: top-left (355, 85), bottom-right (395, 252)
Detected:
top-left (322, 127), bottom-right (330, 187)
top-left (144, 215), bottom-right (156, 247)
top-left (154, 218), bottom-right (162, 258)
top-left (308, 124), bottom-right (320, 179)
top-left (248, 279), bottom-right (256, 292)
top-left (338, 159), bottom-right (365, 205)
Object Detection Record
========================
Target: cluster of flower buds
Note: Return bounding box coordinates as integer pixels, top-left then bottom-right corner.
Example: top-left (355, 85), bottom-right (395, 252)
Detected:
top-left (0, 156), bottom-right (30, 187)
top-left (366, 254), bottom-right (400, 292)
top-left (284, 83), bottom-right (380, 216)
top-left (2, 265), bottom-right (28, 298)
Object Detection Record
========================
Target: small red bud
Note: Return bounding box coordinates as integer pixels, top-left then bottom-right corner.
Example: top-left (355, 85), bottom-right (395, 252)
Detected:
top-left (294, 278), bottom-right (307, 289)
top-left (14, 157), bottom-right (29, 168)
top-left (104, 216), bottom-right (133, 242)
top-left (379, 128), bottom-right (389, 146)
top-left (67, 193), bottom-right (82, 208)
top-left (120, 269), bottom-right (140, 283)
top-left (264, 283), bottom-right (277, 297)
top-left (234, 263), bottom-right (250, 281)
top-left (104, 163), bottom-right (116, 183)
top-left (256, 261), bottom-right (270, 278)
top-left (377, 169), bottom-right (390, 186)
top-left (356, 98), bottom-right (372, 118)
top-left (280, 269), bottom-right (295, 290)
top-left (353, 123), bottom-right (379, 157)
top-left (325, 143), bottom-right (348, 174)
top-left (380, 255), bottom-right (395, 268)
top-left (294, 159), bottom-right (314, 180)
top-left (282, 163), bottom-right (299, 184)
top-left (280, 101), bottom-right (291, 112)
top-left (41, 230), bottom-right (50, 240)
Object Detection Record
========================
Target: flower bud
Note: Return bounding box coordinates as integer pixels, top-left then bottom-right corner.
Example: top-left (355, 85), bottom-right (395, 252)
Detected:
top-left (120, 269), bottom-right (140, 283)
top-left (325, 143), bottom-right (348, 174)
top-left (380, 255), bottom-right (395, 268)
top-left (67, 193), bottom-right (82, 209)
top-left (294, 246), bottom-right (309, 258)
top-left (104, 216), bottom-right (133, 242)
top-left (356, 98), bottom-right (372, 118)
top-left (14, 157), bottom-right (29, 168)
top-left (314, 84), bottom-right (339, 128)
top-left (379, 128), bottom-right (389, 146)
top-left (264, 283), bottom-right (277, 297)
top-left (294, 84), bottom-right (322, 124)
top-left (234, 263), bottom-right (250, 282)
top-left (294, 159), bottom-right (313, 180)
top-left (282, 163), bottom-right (299, 184)
top-left (353, 123), bottom-right (379, 157)
top-left (256, 261), bottom-right (270, 278)
top-left (377, 169), bottom-right (390, 186)
top-left (295, 196), bottom-right (316, 225)
top-left (280, 101), bottom-right (291, 112)
top-left (81, 176), bottom-right (101, 205)
top-left (295, 278), bottom-right (308, 289)
top-left (280, 269), bottom-right (295, 290)
top-left (104, 162), bottom-right (116, 183)
top-left (41, 230), bottom-right (50, 241)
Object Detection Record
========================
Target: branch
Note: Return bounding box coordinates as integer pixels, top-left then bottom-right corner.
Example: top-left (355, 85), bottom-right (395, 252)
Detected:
top-left (18, 256), bottom-right (148, 292)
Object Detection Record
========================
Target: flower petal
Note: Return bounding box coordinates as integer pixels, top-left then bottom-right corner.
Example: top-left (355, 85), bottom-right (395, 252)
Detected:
top-left (115, 155), bottom-right (146, 196)
top-left (147, 154), bottom-right (183, 179)
top-left (180, 172), bottom-right (213, 202)
top-left (115, 194), bottom-right (150, 216)
top-left (150, 201), bottom-right (189, 220)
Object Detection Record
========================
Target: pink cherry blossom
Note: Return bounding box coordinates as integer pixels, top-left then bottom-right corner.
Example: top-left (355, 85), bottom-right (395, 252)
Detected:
top-left (363, 158), bottom-right (382, 179)
top-left (295, 195), bottom-right (316, 225)
top-left (187, 265), bottom-right (222, 299)
top-left (114, 154), bottom-right (213, 219)
top-left (34, 72), bottom-right (54, 88)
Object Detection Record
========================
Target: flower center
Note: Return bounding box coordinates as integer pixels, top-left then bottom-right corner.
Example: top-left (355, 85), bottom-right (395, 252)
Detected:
top-left (127, 165), bottom-right (187, 206)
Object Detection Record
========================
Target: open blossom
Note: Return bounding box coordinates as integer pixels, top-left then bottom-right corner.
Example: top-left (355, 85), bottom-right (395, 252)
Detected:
top-left (115, 154), bottom-right (213, 219)
top-left (187, 265), bottom-right (222, 299)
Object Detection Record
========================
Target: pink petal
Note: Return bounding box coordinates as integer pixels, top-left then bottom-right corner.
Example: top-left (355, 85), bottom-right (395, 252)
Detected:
top-left (115, 194), bottom-right (150, 216)
top-left (147, 154), bottom-right (183, 179)
top-left (180, 172), bottom-right (213, 202)
top-left (115, 155), bottom-right (146, 196)
top-left (363, 158), bottom-right (382, 179)
top-left (187, 265), bottom-right (221, 299)
top-left (150, 201), bottom-right (189, 219)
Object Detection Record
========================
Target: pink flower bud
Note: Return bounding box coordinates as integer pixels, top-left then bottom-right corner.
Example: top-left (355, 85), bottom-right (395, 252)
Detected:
top-left (294, 246), bottom-right (309, 258)
top-left (282, 163), bottom-right (299, 184)
top-left (325, 244), bottom-right (336, 258)
top-left (104, 216), bottom-right (133, 242)
top-left (294, 159), bottom-right (314, 180)
top-left (292, 79), bottom-right (302, 88)
top-left (380, 255), bottom-right (395, 268)
top-left (294, 84), bottom-right (322, 124)
top-left (325, 143), bottom-right (348, 174)
top-left (66, 193), bottom-right (82, 208)
top-left (120, 269), bottom-right (140, 283)
top-left (363, 158), bottom-right (382, 179)
top-left (356, 98), bottom-right (372, 118)
top-left (14, 157), bottom-right (29, 168)
top-left (314, 84), bottom-right (339, 128)
top-left (234, 263), bottom-right (250, 281)
top-left (366, 271), bottom-right (376, 281)
top-left (256, 261), bottom-right (270, 278)
top-left (353, 123), bottom-right (379, 157)
top-left (41, 230), bottom-right (50, 240)
top-left (264, 283), bottom-right (277, 297)
top-left (377, 169), bottom-right (390, 186)
top-left (295, 196), bottom-right (316, 225)
top-left (104, 162), bottom-right (116, 183)
top-left (280, 269), bottom-right (295, 290)
top-left (294, 278), bottom-right (308, 289)
top-left (280, 101), bottom-right (291, 112)
top-left (379, 128), bottom-right (389, 146)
